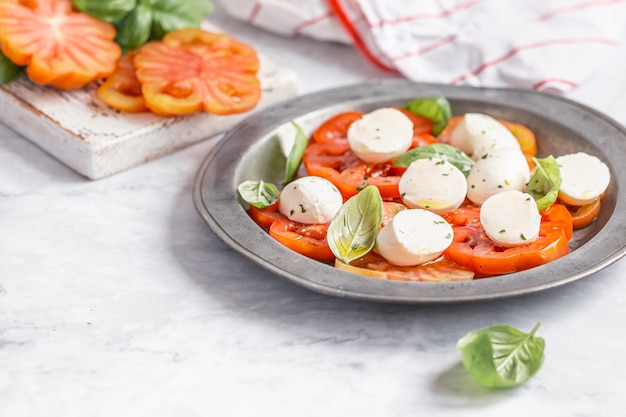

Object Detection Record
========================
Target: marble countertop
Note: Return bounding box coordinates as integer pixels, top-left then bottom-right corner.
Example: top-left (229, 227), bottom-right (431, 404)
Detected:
top-left (2, 9), bottom-right (626, 417)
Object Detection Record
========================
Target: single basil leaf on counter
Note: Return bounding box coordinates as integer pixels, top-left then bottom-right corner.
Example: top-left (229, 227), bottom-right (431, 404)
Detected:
top-left (403, 96), bottom-right (452, 136)
top-left (457, 322), bottom-right (545, 389)
top-left (238, 180), bottom-right (280, 209)
top-left (282, 122), bottom-right (308, 185)
top-left (526, 156), bottom-right (562, 211)
top-left (115, 4), bottom-right (153, 51)
top-left (0, 50), bottom-right (22, 84)
top-left (145, 0), bottom-right (214, 39)
top-left (393, 143), bottom-right (474, 176)
top-left (327, 185), bottom-right (383, 264)
top-left (72, 0), bottom-right (137, 22)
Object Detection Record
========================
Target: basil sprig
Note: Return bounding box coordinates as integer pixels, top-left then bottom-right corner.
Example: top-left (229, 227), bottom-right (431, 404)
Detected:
top-left (283, 122), bottom-right (308, 185)
top-left (404, 96), bottom-right (452, 136)
top-left (393, 143), bottom-right (474, 176)
top-left (72, 0), bottom-right (214, 51)
top-left (457, 322), bottom-right (545, 389)
top-left (327, 186), bottom-right (383, 264)
top-left (0, 50), bottom-right (22, 84)
top-left (237, 180), bottom-right (279, 209)
top-left (526, 156), bottom-right (562, 211)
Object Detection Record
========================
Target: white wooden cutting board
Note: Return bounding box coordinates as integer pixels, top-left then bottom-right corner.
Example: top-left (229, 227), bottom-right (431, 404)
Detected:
top-left (0, 46), bottom-right (298, 180)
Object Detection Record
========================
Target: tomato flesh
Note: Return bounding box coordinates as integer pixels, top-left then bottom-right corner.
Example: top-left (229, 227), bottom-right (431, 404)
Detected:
top-left (269, 218), bottom-right (335, 262)
top-left (97, 52), bottom-right (147, 113)
top-left (0, 0), bottom-right (121, 89)
top-left (133, 28), bottom-right (261, 116)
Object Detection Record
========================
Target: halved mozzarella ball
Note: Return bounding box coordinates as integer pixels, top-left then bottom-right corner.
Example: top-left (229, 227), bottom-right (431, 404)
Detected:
top-left (556, 152), bottom-right (610, 206)
top-left (399, 158), bottom-right (467, 214)
top-left (466, 148), bottom-right (530, 205)
top-left (480, 190), bottom-right (541, 247)
top-left (347, 107), bottom-right (413, 163)
top-left (450, 113), bottom-right (520, 160)
top-left (279, 176), bottom-right (343, 224)
top-left (375, 209), bottom-right (454, 266)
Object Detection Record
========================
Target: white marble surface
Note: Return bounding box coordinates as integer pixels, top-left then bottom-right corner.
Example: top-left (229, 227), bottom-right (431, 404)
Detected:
top-left (2, 8), bottom-right (626, 417)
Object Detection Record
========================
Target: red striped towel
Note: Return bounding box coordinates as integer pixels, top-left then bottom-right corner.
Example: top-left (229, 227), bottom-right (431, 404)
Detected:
top-left (218, 0), bottom-right (626, 94)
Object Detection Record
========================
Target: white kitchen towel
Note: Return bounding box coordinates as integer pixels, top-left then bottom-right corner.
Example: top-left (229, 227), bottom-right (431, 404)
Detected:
top-left (217, 0), bottom-right (626, 94)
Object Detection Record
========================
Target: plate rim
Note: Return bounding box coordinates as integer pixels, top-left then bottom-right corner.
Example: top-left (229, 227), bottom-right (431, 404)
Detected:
top-left (192, 79), bottom-right (626, 304)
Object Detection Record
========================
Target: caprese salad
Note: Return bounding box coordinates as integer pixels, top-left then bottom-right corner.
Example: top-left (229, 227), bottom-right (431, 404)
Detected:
top-left (237, 97), bottom-right (610, 282)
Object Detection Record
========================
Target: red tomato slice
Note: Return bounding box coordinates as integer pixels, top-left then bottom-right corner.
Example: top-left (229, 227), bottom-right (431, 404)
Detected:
top-left (302, 141), bottom-right (403, 199)
top-left (443, 203), bottom-right (573, 275)
top-left (0, 0), bottom-right (121, 89)
top-left (336, 252), bottom-right (474, 282)
top-left (247, 201), bottom-right (282, 230)
top-left (133, 28), bottom-right (261, 116)
top-left (97, 52), bottom-right (147, 113)
top-left (394, 107), bottom-right (436, 139)
top-left (269, 217), bottom-right (335, 262)
top-left (313, 111), bottom-right (363, 145)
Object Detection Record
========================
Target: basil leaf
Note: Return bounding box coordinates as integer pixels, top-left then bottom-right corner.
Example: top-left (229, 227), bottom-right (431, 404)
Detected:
top-left (393, 143), bottom-right (474, 176)
top-left (327, 185), bottom-right (383, 264)
top-left (0, 50), bottom-right (22, 84)
top-left (75, 0), bottom-right (213, 50)
top-left (283, 122), bottom-right (308, 185)
top-left (526, 156), bottom-right (562, 211)
top-left (143, 0), bottom-right (213, 40)
top-left (237, 180), bottom-right (279, 209)
top-left (72, 0), bottom-right (137, 22)
top-left (457, 322), bottom-right (545, 389)
top-left (115, 4), bottom-right (153, 51)
top-left (404, 96), bottom-right (452, 136)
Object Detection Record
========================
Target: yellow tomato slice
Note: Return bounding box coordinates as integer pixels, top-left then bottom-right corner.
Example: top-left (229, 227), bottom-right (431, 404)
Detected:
top-left (336, 253), bottom-right (475, 282)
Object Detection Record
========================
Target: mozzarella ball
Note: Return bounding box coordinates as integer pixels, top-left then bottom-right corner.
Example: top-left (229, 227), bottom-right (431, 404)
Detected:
top-left (399, 158), bottom-right (467, 214)
top-left (556, 152), bottom-right (610, 206)
top-left (347, 107), bottom-right (413, 163)
top-left (375, 209), bottom-right (454, 266)
top-left (480, 190), bottom-right (541, 247)
top-left (466, 148), bottom-right (530, 205)
top-left (279, 176), bottom-right (343, 224)
top-left (450, 113), bottom-right (520, 160)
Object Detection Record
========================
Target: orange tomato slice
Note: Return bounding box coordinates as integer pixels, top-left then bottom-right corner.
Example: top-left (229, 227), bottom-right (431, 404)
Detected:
top-left (133, 28), bottom-right (261, 116)
top-left (565, 199), bottom-right (602, 230)
top-left (0, 0), bottom-right (121, 89)
top-left (97, 52), bottom-right (147, 113)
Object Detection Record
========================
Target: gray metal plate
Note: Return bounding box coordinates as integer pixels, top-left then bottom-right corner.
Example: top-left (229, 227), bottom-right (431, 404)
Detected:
top-left (192, 80), bottom-right (626, 304)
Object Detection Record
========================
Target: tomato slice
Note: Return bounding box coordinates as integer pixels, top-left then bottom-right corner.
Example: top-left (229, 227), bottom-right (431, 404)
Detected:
top-left (313, 111), bottom-right (363, 145)
top-left (336, 252), bottom-right (474, 282)
top-left (0, 0), bottom-right (121, 89)
top-left (269, 217), bottom-right (335, 262)
top-left (394, 107), bottom-right (436, 138)
top-left (565, 199), bottom-right (601, 230)
top-left (443, 203), bottom-right (573, 275)
top-left (133, 28), bottom-right (261, 116)
top-left (247, 201), bottom-right (282, 230)
top-left (500, 120), bottom-right (537, 158)
top-left (97, 52), bottom-right (147, 113)
top-left (302, 142), bottom-right (403, 199)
